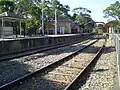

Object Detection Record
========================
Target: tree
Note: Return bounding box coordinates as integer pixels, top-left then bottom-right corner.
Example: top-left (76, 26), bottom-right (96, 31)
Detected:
top-left (0, 0), bottom-right (15, 13)
top-left (0, 0), bottom-right (95, 34)
top-left (72, 7), bottom-right (93, 25)
top-left (103, 1), bottom-right (120, 21)
top-left (14, 0), bottom-right (33, 16)
top-left (13, 0), bottom-right (71, 27)
top-left (51, 0), bottom-right (71, 19)
top-left (72, 7), bottom-right (94, 32)
top-left (103, 1), bottom-right (120, 33)
top-left (73, 7), bottom-right (91, 15)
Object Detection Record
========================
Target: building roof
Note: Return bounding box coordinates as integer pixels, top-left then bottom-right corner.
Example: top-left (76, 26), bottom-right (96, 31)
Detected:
top-left (46, 17), bottom-right (72, 28)
top-left (0, 12), bottom-right (24, 19)
top-left (57, 17), bottom-right (72, 22)
top-left (105, 20), bottom-right (118, 28)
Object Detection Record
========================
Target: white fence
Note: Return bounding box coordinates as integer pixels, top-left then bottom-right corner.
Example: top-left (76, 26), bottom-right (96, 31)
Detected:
top-left (113, 33), bottom-right (120, 86)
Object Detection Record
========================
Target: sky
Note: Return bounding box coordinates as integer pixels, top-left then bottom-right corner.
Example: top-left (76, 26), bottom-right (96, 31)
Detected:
top-left (59, 0), bottom-right (118, 23)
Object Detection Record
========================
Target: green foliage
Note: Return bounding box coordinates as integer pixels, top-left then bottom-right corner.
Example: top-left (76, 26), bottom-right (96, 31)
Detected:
top-left (72, 7), bottom-right (91, 14)
top-left (72, 6), bottom-right (94, 30)
top-left (0, 0), bottom-right (94, 33)
top-left (52, 0), bottom-right (57, 10)
top-left (14, 0), bottom-right (71, 29)
top-left (103, 1), bottom-right (120, 33)
top-left (0, 0), bottom-right (15, 13)
top-left (114, 21), bottom-right (120, 33)
top-left (51, 0), bottom-right (71, 19)
top-left (103, 1), bottom-right (120, 21)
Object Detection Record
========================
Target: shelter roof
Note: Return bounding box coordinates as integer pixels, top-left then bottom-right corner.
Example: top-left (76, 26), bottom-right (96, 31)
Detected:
top-left (0, 12), bottom-right (24, 19)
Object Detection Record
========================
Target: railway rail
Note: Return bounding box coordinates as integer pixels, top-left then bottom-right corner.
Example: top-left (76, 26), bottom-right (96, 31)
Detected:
top-left (64, 39), bottom-right (106, 90)
top-left (0, 39), bottom-right (106, 90)
top-left (0, 39), bottom-right (93, 86)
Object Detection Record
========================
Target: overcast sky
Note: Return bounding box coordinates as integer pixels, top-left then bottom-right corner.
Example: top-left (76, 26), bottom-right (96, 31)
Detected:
top-left (59, 0), bottom-right (118, 23)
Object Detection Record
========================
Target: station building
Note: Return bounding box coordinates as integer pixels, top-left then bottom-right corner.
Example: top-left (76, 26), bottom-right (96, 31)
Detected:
top-left (45, 17), bottom-right (84, 35)
top-left (71, 22), bottom-right (84, 34)
top-left (45, 17), bottom-right (72, 35)
top-left (104, 20), bottom-right (118, 39)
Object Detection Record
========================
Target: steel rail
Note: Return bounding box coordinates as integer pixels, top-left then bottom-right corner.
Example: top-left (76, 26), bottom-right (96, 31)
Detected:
top-left (64, 39), bottom-right (106, 90)
top-left (0, 39), bottom-right (98, 90)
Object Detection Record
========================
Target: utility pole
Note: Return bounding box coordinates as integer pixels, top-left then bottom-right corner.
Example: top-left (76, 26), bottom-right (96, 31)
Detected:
top-left (42, 0), bottom-right (44, 35)
top-left (55, 9), bottom-right (57, 35)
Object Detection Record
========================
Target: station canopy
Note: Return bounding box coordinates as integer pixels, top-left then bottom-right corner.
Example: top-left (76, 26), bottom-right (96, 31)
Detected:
top-left (0, 12), bottom-right (24, 20)
top-left (0, 12), bottom-right (25, 38)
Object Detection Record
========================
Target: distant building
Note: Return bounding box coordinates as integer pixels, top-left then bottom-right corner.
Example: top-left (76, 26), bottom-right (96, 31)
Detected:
top-left (71, 22), bottom-right (84, 33)
top-left (45, 17), bottom-right (72, 35)
top-left (0, 12), bottom-right (25, 38)
top-left (104, 20), bottom-right (118, 39)
top-left (105, 20), bottom-right (118, 33)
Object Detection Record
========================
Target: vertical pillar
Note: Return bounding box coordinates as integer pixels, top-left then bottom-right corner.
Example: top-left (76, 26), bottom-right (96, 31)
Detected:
top-left (42, 0), bottom-right (44, 35)
top-left (2, 17), bottom-right (4, 39)
top-left (109, 27), bottom-right (112, 39)
top-left (20, 21), bottom-right (22, 37)
top-left (42, 9), bottom-right (44, 35)
top-left (47, 29), bottom-right (49, 35)
top-left (55, 9), bottom-right (57, 35)
top-left (78, 26), bottom-right (80, 33)
top-left (23, 22), bottom-right (25, 37)
top-left (62, 27), bottom-right (65, 34)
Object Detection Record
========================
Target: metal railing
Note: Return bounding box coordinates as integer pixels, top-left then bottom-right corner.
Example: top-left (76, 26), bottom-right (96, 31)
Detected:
top-left (113, 33), bottom-right (120, 86)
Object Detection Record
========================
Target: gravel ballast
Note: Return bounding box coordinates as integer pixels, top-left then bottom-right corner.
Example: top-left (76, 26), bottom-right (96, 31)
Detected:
top-left (79, 39), bottom-right (117, 90)
top-left (8, 39), bottom-right (105, 90)
top-left (0, 39), bottom-right (94, 86)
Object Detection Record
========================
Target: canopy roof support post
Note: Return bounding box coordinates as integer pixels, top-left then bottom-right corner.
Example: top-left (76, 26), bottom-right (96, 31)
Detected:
top-left (23, 22), bottom-right (25, 37)
top-left (20, 21), bottom-right (22, 37)
top-left (2, 17), bottom-right (4, 39)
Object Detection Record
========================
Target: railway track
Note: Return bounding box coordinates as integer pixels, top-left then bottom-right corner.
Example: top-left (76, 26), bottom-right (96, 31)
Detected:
top-left (0, 39), bottom-right (94, 86)
top-left (64, 39), bottom-right (106, 90)
top-left (0, 39), bottom-right (106, 90)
